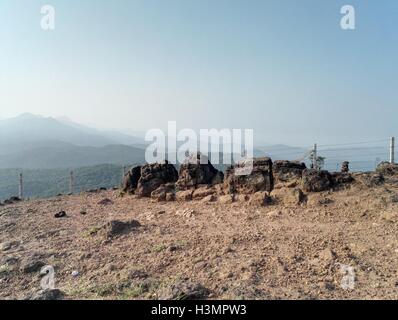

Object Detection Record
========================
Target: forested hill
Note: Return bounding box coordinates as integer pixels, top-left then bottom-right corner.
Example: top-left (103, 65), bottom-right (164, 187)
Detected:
top-left (0, 164), bottom-right (133, 201)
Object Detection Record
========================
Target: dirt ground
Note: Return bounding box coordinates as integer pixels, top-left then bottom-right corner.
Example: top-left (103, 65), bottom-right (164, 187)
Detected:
top-left (1, 180), bottom-right (398, 300)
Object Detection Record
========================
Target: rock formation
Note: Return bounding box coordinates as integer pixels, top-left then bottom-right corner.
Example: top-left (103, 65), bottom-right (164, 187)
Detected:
top-left (176, 153), bottom-right (224, 190)
top-left (136, 162), bottom-right (179, 197)
top-left (273, 160), bottom-right (306, 185)
top-left (122, 165), bottom-right (142, 193)
top-left (302, 169), bottom-right (333, 192)
top-left (224, 157), bottom-right (274, 194)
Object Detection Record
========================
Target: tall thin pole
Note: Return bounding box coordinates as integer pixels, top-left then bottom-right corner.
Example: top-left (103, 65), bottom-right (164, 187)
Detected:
top-left (69, 170), bottom-right (74, 194)
top-left (19, 173), bottom-right (23, 200)
top-left (390, 137), bottom-right (395, 164)
top-left (121, 166), bottom-right (126, 186)
top-left (313, 143), bottom-right (318, 170)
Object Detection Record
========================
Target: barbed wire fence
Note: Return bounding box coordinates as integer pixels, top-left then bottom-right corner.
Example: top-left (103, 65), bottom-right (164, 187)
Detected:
top-left (5, 137), bottom-right (396, 201)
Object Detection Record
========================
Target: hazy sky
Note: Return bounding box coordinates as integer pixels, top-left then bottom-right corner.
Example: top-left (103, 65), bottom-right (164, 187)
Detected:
top-left (1, 0), bottom-right (397, 146)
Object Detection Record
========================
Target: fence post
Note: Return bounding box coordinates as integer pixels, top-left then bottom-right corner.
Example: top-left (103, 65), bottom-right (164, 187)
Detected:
top-left (312, 143), bottom-right (318, 170)
top-left (121, 166), bottom-right (126, 186)
top-left (69, 170), bottom-right (74, 194)
top-left (390, 137), bottom-right (395, 164)
top-left (19, 173), bottom-right (23, 200)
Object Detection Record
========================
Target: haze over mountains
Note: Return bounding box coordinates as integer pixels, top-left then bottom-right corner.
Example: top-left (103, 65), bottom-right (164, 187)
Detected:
top-left (0, 113), bottom-right (147, 168)
top-left (0, 113), bottom-right (388, 171)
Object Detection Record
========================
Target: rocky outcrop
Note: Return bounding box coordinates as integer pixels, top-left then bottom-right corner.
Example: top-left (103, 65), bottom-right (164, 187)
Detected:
top-left (376, 162), bottom-right (398, 176)
top-left (176, 153), bottom-right (224, 190)
top-left (122, 166), bottom-right (142, 193)
top-left (224, 157), bottom-right (274, 194)
top-left (272, 187), bottom-right (306, 205)
top-left (151, 183), bottom-right (176, 202)
top-left (136, 162), bottom-right (179, 197)
top-left (273, 160), bottom-right (306, 185)
top-left (331, 172), bottom-right (354, 186)
top-left (302, 169), bottom-right (333, 192)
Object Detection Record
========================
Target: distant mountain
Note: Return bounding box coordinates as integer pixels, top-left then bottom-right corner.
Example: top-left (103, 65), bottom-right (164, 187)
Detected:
top-left (0, 114), bottom-right (148, 168)
top-left (56, 116), bottom-right (146, 146)
top-left (0, 113), bottom-right (117, 149)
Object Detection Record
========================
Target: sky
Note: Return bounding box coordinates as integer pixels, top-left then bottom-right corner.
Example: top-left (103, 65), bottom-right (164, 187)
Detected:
top-left (0, 0), bottom-right (397, 146)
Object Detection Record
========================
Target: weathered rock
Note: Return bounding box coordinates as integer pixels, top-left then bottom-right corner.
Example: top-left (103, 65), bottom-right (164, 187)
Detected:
top-left (302, 169), bottom-right (333, 192)
top-left (192, 186), bottom-right (217, 200)
top-left (249, 191), bottom-right (272, 206)
top-left (355, 172), bottom-right (384, 187)
top-left (176, 153), bottom-right (224, 190)
top-left (376, 162), bottom-right (398, 176)
top-left (224, 157), bottom-right (274, 194)
top-left (98, 198), bottom-right (113, 205)
top-left (175, 190), bottom-right (194, 202)
top-left (54, 211), bottom-right (67, 218)
top-left (136, 162), bottom-right (178, 197)
top-left (30, 289), bottom-right (63, 300)
top-left (157, 279), bottom-right (209, 300)
top-left (218, 194), bottom-right (235, 204)
top-left (151, 183), bottom-right (175, 202)
top-left (272, 188), bottom-right (306, 206)
top-left (341, 161), bottom-right (350, 173)
top-left (331, 172), bottom-right (354, 187)
top-left (2, 196), bottom-right (21, 205)
top-left (273, 160), bottom-right (306, 185)
top-left (236, 194), bottom-right (250, 202)
top-left (201, 194), bottom-right (217, 203)
top-left (122, 165), bottom-right (142, 193)
top-left (20, 254), bottom-right (45, 273)
top-left (105, 220), bottom-right (141, 238)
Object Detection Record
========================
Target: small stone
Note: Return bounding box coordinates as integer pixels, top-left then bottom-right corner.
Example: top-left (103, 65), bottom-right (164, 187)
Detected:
top-left (54, 211), bottom-right (67, 218)
top-left (98, 198), bottom-right (113, 205)
top-left (71, 270), bottom-right (79, 277)
top-left (157, 279), bottom-right (209, 300)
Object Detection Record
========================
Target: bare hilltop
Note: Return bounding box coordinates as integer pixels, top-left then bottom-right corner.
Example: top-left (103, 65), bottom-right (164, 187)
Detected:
top-left (1, 158), bottom-right (398, 300)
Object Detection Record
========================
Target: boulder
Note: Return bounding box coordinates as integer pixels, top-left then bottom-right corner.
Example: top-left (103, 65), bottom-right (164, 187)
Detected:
top-left (376, 162), bottom-right (398, 176)
top-left (273, 160), bottom-right (306, 185)
top-left (151, 183), bottom-right (175, 202)
top-left (224, 157), bottom-right (274, 194)
top-left (272, 187), bottom-right (306, 206)
top-left (341, 161), bottom-right (350, 173)
top-left (302, 169), bottom-right (333, 192)
top-left (122, 165), bottom-right (142, 193)
top-left (192, 186), bottom-right (217, 200)
top-left (136, 162), bottom-right (179, 197)
top-left (175, 190), bottom-right (194, 202)
top-left (30, 289), bottom-right (63, 300)
top-left (331, 172), bottom-right (354, 186)
top-left (249, 191), bottom-right (272, 206)
top-left (20, 254), bottom-right (45, 274)
top-left (176, 153), bottom-right (224, 190)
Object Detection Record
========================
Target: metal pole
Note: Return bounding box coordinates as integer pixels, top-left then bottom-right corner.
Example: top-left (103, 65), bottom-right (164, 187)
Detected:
top-left (19, 173), bottom-right (23, 199)
top-left (69, 170), bottom-right (74, 194)
top-left (390, 137), bottom-right (395, 164)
